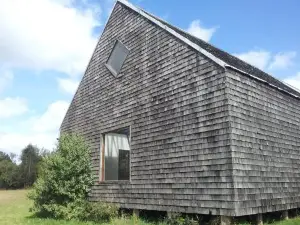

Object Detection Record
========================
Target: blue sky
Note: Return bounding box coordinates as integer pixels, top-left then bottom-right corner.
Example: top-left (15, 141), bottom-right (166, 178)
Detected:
top-left (0, 0), bottom-right (299, 155)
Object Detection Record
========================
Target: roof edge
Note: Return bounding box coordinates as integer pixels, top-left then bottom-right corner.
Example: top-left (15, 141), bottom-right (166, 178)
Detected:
top-left (225, 65), bottom-right (300, 99)
top-left (60, 1), bottom-right (120, 131)
top-left (117, 0), bottom-right (300, 99)
top-left (117, 0), bottom-right (227, 68)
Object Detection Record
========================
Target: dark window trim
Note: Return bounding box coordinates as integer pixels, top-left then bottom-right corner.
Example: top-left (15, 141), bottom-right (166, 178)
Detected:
top-left (105, 39), bottom-right (130, 77)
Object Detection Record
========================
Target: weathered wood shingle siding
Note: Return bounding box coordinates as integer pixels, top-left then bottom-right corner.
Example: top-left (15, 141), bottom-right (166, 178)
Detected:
top-left (61, 2), bottom-right (235, 216)
top-left (225, 68), bottom-right (300, 216)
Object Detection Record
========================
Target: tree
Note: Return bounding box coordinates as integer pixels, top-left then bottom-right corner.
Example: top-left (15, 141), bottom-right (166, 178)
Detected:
top-left (0, 147), bottom-right (43, 189)
top-left (0, 157), bottom-right (22, 189)
top-left (19, 144), bottom-right (41, 187)
top-left (28, 133), bottom-right (94, 219)
top-left (0, 151), bottom-right (11, 162)
top-left (0, 151), bottom-right (14, 188)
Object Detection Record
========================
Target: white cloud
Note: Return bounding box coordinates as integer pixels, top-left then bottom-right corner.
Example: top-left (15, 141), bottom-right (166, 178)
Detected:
top-left (233, 50), bottom-right (271, 70)
top-left (234, 50), bottom-right (297, 71)
top-left (187, 20), bottom-right (217, 42)
top-left (32, 100), bottom-right (70, 132)
top-left (0, 100), bottom-right (69, 154)
top-left (0, 70), bottom-right (14, 93)
top-left (0, 132), bottom-right (58, 154)
top-left (57, 78), bottom-right (80, 95)
top-left (0, 97), bottom-right (28, 118)
top-left (0, 0), bottom-right (103, 154)
top-left (269, 51), bottom-right (297, 70)
top-left (50, 0), bottom-right (74, 6)
top-left (0, 0), bottom-right (100, 76)
top-left (283, 72), bottom-right (300, 91)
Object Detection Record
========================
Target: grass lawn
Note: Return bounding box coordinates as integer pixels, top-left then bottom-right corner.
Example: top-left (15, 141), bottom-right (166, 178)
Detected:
top-left (271, 220), bottom-right (300, 225)
top-left (0, 190), bottom-right (155, 225)
top-left (1, 190), bottom-right (300, 225)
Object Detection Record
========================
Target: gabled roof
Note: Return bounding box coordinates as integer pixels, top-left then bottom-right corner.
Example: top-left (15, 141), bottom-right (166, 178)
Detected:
top-left (118, 0), bottom-right (300, 99)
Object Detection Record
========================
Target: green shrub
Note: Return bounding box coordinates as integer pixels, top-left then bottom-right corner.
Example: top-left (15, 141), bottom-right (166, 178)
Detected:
top-left (80, 201), bottom-right (119, 222)
top-left (165, 213), bottom-right (199, 225)
top-left (28, 133), bottom-right (94, 220)
top-left (209, 216), bottom-right (234, 225)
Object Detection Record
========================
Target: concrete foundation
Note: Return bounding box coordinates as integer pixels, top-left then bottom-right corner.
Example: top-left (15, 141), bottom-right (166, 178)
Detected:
top-left (220, 216), bottom-right (232, 225)
top-left (133, 209), bottom-right (140, 217)
top-left (282, 210), bottom-right (288, 220)
top-left (256, 213), bottom-right (263, 225)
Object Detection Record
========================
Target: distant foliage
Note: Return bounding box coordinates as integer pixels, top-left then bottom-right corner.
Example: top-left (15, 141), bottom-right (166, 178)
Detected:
top-left (28, 133), bottom-right (96, 220)
top-left (0, 145), bottom-right (42, 189)
top-left (0, 151), bottom-right (11, 162)
top-left (19, 144), bottom-right (41, 187)
top-left (0, 159), bottom-right (21, 188)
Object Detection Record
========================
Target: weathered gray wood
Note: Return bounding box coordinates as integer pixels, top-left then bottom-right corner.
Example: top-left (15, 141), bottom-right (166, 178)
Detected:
top-left (256, 214), bottom-right (263, 225)
top-left (133, 209), bottom-right (140, 217)
top-left (60, 0), bottom-right (300, 219)
top-left (282, 210), bottom-right (288, 220)
top-left (226, 69), bottom-right (300, 216)
top-left (220, 216), bottom-right (232, 225)
top-left (60, 1), bottom-right (234, 216)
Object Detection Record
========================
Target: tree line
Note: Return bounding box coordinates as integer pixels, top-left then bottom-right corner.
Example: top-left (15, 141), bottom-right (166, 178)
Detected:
top-left (0, 144), bottom-right (47, 189)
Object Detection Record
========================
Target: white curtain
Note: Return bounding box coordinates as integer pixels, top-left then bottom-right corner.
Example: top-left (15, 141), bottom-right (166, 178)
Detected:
top-left (104, 133), bottom-right (130, 180)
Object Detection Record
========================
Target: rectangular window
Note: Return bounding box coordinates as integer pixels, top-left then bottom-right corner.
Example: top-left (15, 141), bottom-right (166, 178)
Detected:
top-left (105, 40), bottom-right (130, 77)
top-left (100, 127), bottom-right (130, 181)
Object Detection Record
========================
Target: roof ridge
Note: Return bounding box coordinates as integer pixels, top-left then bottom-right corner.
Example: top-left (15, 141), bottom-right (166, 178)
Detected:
top-left (117, 0), bottom-right (227, 68)
top-left (137, 3), bottom-right (300, 98)
top-left (118, 0), bottom-right (300, 99)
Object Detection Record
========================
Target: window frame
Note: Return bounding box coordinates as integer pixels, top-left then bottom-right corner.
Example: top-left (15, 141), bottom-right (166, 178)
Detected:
top-left (105, 40), bottom-right (130, 77)
top-left (99, 126), bottom-right (131, 183)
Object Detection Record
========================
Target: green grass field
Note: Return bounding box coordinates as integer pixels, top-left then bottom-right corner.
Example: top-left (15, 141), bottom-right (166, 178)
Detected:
top-left (0, 190), bottom-right (155, 225)
top-left (1, 190), bottom-right (300, 225)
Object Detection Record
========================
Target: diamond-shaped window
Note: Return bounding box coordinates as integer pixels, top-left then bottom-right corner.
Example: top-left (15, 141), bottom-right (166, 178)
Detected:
top-left (105, 40), bottom-right (130, 77)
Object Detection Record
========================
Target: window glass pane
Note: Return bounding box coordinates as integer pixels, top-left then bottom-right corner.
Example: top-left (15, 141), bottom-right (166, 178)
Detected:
top-left (104, 133), bottom-right (130, 180)
top-left (118, 150), bottom-right (130, 180)
top-left (106, 41), bottom-right (129, 76)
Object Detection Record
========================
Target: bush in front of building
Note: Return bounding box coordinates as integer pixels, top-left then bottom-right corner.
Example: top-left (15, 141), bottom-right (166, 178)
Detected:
top-left (28, 133), bottom-right (119, 222)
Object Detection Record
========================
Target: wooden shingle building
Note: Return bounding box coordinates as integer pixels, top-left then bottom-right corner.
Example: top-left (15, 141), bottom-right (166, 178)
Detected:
top-left (61, 0), bottom-right (300, 223)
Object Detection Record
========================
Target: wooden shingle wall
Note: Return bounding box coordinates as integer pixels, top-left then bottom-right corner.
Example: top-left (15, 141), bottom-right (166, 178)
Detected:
top-left (61, 3), bottom-right (235, 216)
top-left (225, 69), bottom-right (300, 216)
